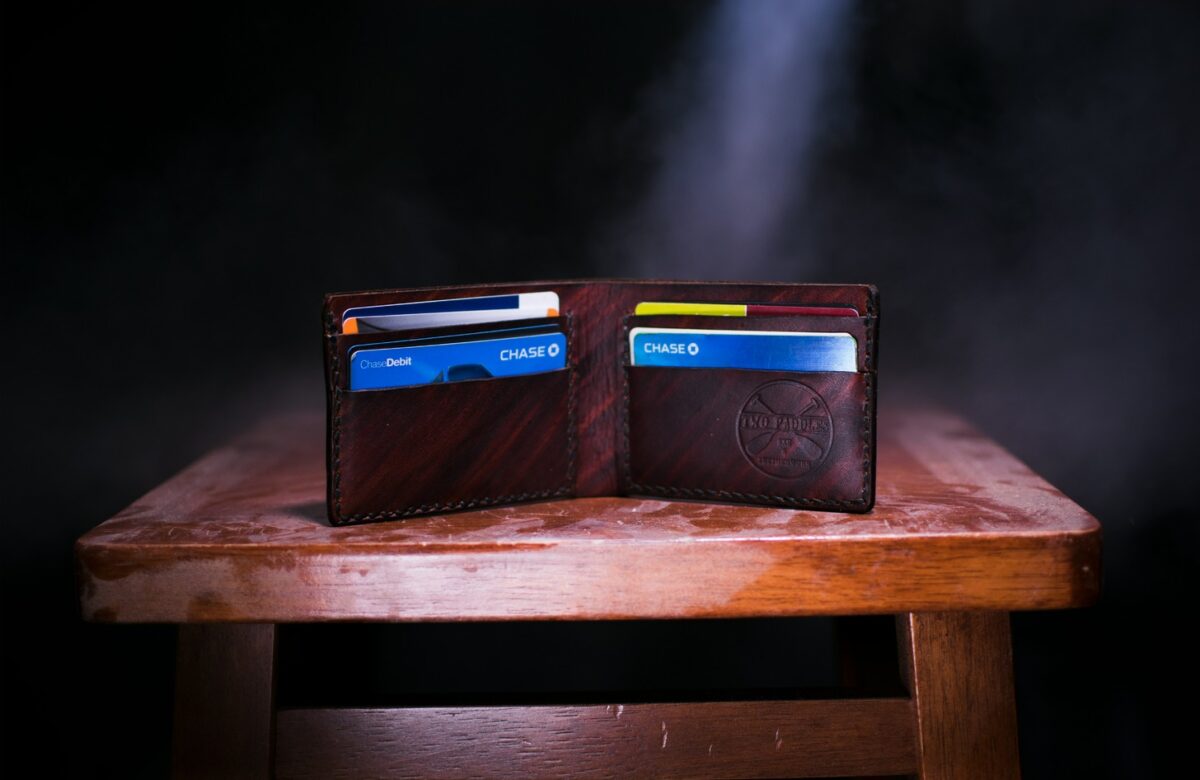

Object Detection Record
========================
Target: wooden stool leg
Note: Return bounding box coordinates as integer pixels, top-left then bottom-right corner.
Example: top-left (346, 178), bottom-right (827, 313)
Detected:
top-left (172, 623), bottom-right (277, 779)
top-left (897, 612), bottom-right (1021, 780)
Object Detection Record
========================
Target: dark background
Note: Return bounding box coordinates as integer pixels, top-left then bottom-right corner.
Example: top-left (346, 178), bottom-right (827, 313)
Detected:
top-left (4, 1), bottom-right (1198, 776)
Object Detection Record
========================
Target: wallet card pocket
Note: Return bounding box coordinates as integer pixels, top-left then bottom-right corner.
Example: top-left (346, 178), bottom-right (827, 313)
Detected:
top-left (621, 365), bottom-right (874, 511)
top-left (327, 317), bottom-right (577, 524)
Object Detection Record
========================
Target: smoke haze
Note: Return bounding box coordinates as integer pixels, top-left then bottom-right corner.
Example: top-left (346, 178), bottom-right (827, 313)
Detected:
top-left (616, 0), bottom-right (850, 277)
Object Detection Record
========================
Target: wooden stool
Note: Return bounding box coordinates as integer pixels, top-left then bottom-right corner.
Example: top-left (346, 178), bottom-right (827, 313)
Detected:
top-left (76, 407), bottom-right (1100, 779)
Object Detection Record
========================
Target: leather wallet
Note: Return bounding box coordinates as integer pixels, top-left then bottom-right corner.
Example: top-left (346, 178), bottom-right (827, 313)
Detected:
top-left (323, 280), bottom-right (879, 525)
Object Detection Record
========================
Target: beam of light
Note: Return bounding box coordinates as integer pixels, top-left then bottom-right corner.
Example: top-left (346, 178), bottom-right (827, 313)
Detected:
top-left (617, 0), bottom-right (851, 279)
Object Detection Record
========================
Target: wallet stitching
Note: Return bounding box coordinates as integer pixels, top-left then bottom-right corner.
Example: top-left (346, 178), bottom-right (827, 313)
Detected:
top-left (619, 314), bottom-right (876, 510)
top-left (331, 315), bottom-right (577, 525)
top-left (564, 313), bottom-right (579, 488)
top-left (619, 316), bottom-right (634, 493)
top-left (332, 342), bottom-right (344, 519)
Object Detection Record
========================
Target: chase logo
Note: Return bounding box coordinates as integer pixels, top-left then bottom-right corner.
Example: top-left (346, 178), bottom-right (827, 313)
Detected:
top-left (737, 381), bottom-right (833, 478)
top-left (643, 341), bottom-right (700, 356)
top-left (499, 342), bottom-right (557, 361)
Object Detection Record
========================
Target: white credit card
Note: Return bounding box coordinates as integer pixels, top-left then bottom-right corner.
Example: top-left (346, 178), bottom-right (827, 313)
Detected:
top-left (342, 291), bottom-right (559, 334)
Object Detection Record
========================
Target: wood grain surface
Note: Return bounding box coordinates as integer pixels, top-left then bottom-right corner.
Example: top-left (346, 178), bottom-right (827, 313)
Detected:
top-left (899, 612), bottom-right (1021, 779)
top-left (274, 699), bottom-right (917, 779)
top-left (172, 623), bottom-right (276, 779)
top-left (76, 406), bottom-right (1101, 622)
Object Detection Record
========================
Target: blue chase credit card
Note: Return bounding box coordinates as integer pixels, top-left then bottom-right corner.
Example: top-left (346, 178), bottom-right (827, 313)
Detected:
top-left (349, 329), bottom-right (567, 390)
top-left (629, 327), bottom-right (857, 372)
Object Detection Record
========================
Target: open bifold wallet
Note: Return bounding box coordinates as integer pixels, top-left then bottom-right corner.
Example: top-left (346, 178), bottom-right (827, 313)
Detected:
top-left (323, 280), bottom-right (879, 525)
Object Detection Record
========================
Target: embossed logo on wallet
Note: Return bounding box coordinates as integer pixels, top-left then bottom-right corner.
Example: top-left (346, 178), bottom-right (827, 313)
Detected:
top-left (737, 381), bottom-right (833, 478)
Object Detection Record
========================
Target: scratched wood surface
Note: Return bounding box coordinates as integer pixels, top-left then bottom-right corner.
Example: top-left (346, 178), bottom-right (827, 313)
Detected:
top-left (76, 407), bottom-right (1101, 622)
top-left (274, 700), bottom-right (917, 779)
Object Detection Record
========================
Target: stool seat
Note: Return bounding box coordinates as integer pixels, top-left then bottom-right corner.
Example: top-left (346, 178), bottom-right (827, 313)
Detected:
top-left (77, 406), bottom-right (1099, 623)
top-left (76, 405), bottom-right (1100, 779)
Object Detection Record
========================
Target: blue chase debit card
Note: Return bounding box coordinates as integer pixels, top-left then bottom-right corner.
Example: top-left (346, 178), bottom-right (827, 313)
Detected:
top-left (629, 327), bottom-right (857, 372)
top-left (350, 328), bottom-right (567, 390)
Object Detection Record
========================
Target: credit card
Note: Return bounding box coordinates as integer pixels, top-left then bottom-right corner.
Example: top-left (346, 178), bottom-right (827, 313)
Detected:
top-left (347, 307), bottom-right (557, 334)
top-left (634, 302), bottom-right (858, 317)
top-left (629, 327), bottom-right (856, 372)
top-left (343, 291), bottom-right (559, 334)
top-left (349, 328), bottom-right (567, 390)
top-left (349, 323), bottom-right (561, 354)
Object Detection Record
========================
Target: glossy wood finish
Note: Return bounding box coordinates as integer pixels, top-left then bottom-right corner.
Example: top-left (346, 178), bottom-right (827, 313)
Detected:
top-left (899, 612), bottom-right (1021, 779)
top-left (172, 623), bottom-right (276, 779)
top-left (274, 699), bottom-right (917, 779)
top-left (78, 405), bottom-right (1087, 778)
top-left (76, 406), bottom-right (1101, 623)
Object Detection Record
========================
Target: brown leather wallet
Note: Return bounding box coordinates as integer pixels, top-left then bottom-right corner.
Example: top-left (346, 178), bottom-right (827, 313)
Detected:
top-left (323, 280), bottom-right (879, 525)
